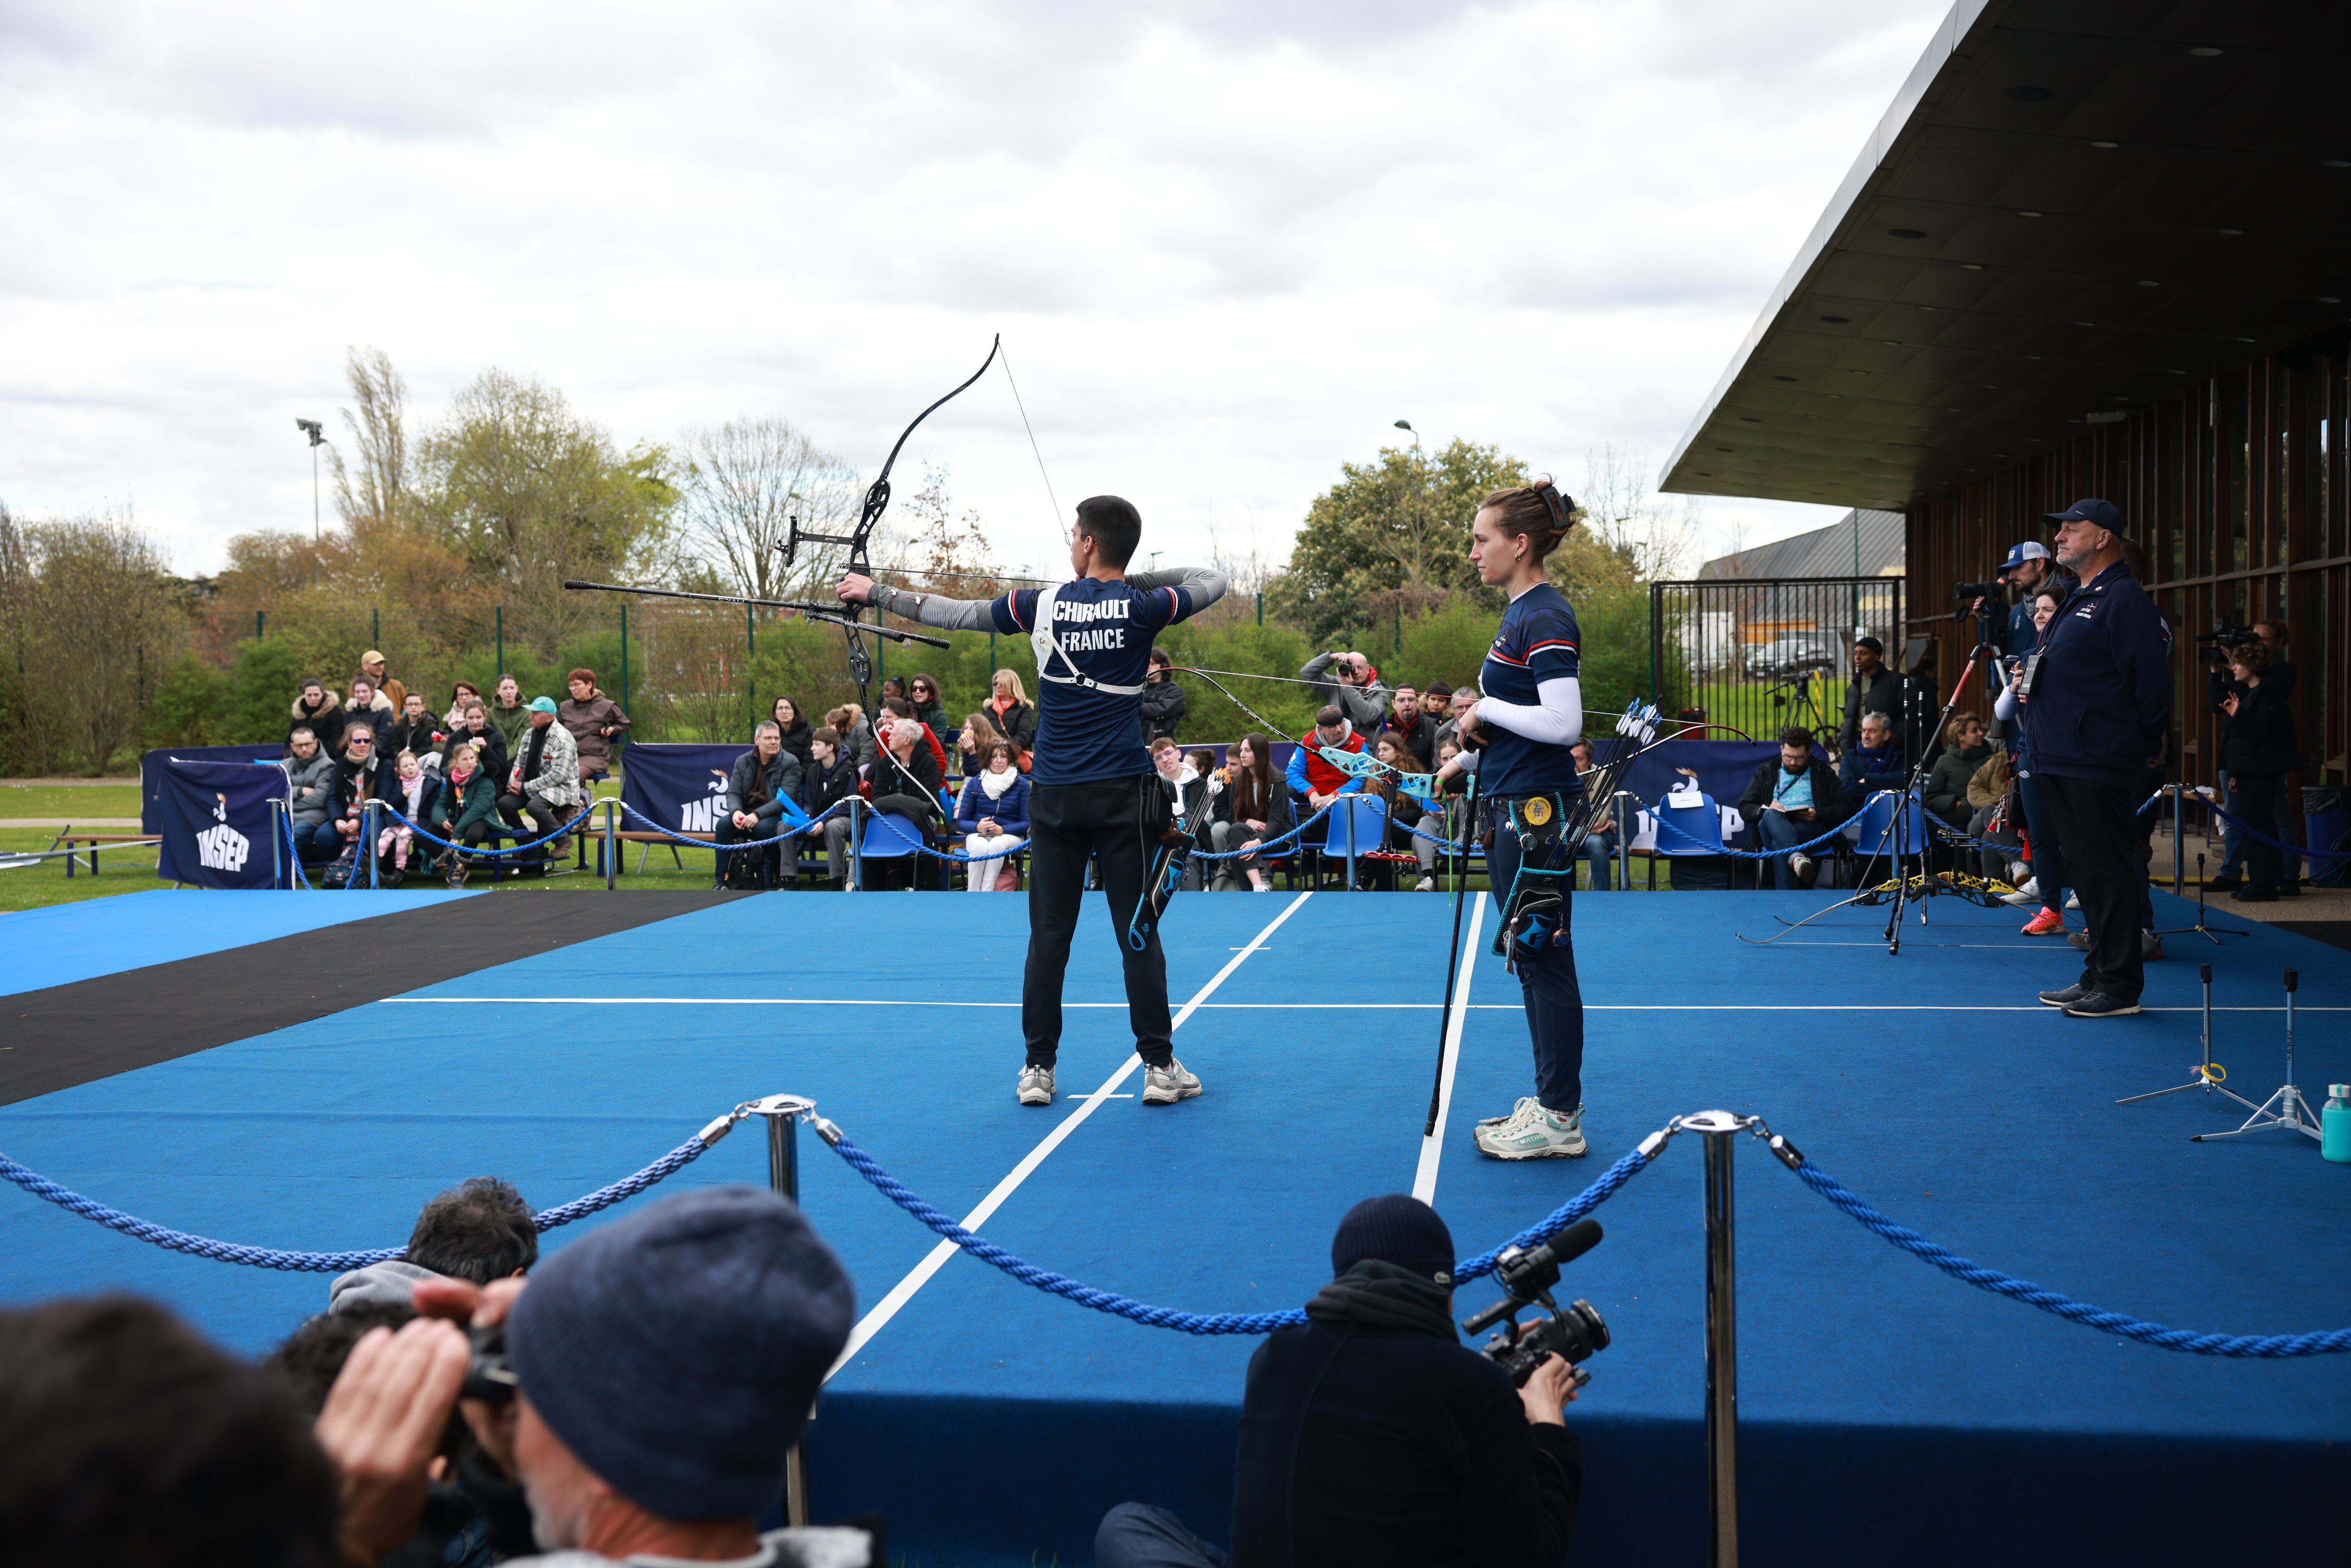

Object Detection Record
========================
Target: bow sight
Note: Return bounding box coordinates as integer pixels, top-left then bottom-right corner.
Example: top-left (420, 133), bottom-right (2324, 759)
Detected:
top-left (1461, 1218), bottom-right (1612, 1388)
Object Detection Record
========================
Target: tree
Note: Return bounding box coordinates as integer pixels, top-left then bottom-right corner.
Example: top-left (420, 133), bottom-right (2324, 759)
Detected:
top-left (678, 416), bottom-right (861, 601)
top-left (11, 513), bottom-right (183, 773)
top-left (331, 345), bottom-right (409, 531)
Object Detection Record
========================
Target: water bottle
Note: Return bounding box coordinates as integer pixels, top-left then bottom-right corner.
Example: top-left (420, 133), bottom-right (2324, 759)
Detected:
top-left (2324, 1085), bottom-right (2351, 1165)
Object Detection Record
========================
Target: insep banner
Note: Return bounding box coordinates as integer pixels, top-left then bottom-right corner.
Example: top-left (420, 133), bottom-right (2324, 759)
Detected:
top-left (619, 742), bottom-right (810, 836)
top-left (141, 743), bottom-right (282, 833)
top-left (155, 757), bottom-right (285, 889)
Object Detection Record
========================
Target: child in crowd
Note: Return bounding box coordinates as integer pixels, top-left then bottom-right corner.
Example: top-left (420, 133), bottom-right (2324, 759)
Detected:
top-left (378, 749), bottom-right (432, 880)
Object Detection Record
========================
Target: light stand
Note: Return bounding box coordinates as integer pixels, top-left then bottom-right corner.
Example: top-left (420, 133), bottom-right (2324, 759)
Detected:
top-left (1883, 639), bottom-right (1996, 954)
top-left (295, 418), bottom-right (325, 542)
top-left (2116, 963), bottom-right (2259, 1113)
top-left (2194, 969), bottom-right (2321, 1144)
top-left (2153, 852), bottom-right (2248, 946)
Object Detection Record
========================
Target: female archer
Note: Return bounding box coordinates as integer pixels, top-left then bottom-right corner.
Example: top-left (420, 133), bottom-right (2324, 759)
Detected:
top-left (1436, 481), bottom-right (1591, 1159)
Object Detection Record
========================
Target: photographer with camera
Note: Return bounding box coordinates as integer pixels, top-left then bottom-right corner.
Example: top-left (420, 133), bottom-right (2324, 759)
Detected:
top-left (1097, 1195), bottom-right (1587, 1568)
top-left (2024, 500), bottom-right (2172, 1018)
top-left (1302, 649), bottom-right (1394, 734)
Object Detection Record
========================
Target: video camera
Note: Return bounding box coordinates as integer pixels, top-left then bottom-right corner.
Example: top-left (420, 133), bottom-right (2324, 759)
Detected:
top-left (1953, 580), bottom-right (2005, 603)
top-left (2193, 616), bottom-right (2251, 669)
top-left (1460, 1218), bottom-right (1612, 1389)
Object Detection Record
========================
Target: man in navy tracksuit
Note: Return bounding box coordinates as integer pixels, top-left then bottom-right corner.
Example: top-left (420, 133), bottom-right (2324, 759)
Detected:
top-left (2023, 499), bottom-right (2172, 1017)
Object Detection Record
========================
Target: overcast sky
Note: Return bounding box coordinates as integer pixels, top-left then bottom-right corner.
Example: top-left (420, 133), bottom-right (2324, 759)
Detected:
top-left (0, 0), bottom-right (1952, 581)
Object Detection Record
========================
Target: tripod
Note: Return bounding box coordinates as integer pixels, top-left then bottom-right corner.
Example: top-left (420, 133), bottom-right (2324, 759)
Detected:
top-left (2193, 969), bottom-right (2321, 1143)
top-left (1883, 640), bottom-right (1997, 954)
top-left (2152, 852), bottom-right (2248, 946)
top-left (2116, 963), bottom-right (2260, 1113)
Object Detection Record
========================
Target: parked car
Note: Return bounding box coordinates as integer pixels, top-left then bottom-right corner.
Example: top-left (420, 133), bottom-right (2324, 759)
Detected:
top-left (1744, 634), bottom-right (1839, 678)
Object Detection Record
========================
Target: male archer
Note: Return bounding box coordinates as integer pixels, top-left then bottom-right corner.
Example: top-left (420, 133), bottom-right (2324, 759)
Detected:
top-left (838, 495), bottom-right (1229, 1107)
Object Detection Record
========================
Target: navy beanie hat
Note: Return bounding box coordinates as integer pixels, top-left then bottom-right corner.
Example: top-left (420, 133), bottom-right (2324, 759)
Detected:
top-left (1331, 1194), bottom-right (1456, 1285)
top-left (507, 1185), bottom-right (855, 1521)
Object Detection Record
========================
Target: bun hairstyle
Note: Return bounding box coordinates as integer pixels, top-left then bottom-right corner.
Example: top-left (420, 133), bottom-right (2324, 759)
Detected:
top-left (1478, 478), bottom-right (1583, 561)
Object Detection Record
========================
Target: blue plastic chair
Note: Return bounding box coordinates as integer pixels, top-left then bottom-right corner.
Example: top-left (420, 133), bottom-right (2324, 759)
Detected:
top-left (1647, 792), bottom-right (1728, 889)
top-left (856, 810), bottom-right (927, 890)
top-left (1314, 794), bottom-right (1390, 889)
top-left (1848, 791), bottom-right (1929, 881)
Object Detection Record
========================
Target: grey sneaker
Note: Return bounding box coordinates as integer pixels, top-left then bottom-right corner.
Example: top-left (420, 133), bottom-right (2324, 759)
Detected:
top-left (2038, 983), bottom-right (2091, 1008)
top-left (1473, 1098), bottom-right (1587, 1159)
top-left (2063, 991), bottom-right (2142, 1017)
top-left (1142, 1057), bottom-right (1202, 1105)
top-left (1017, 1066), bottom-right (1055, 1106)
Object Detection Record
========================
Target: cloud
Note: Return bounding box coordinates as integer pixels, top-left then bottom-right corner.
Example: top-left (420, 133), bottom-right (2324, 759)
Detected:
top-left (0, 0), bottom-right (1947, 578)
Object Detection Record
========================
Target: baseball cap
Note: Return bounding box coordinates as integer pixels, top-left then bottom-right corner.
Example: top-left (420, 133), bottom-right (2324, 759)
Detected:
top-left (527, 696), bottom-right (559, 714)
top-left (2043, 498), bottom-right (2122, 530)
top-left (1998, 540), bottom-right (2052, 572)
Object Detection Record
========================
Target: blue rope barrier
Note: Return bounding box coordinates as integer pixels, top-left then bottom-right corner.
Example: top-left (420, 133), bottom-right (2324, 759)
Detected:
top-left (380, 799), bottom-right (600, 859)
top-left (1785, 1152), bottom-right (2351, 1356)
top-left (616, 798), bottom-right (843, 851)
top-left (0, 1136), bottom-right (712, 1273)
top-left (1186, 801), bottom-right (1336, 861)
top-left (867, 811), bottom-right (1032, 863)
top-left (2201, 797), bottom-right (2349, 865)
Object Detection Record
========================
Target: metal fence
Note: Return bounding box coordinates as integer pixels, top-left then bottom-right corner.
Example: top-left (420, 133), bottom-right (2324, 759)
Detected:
top-left (1647, 576), bottom-right (1904, 746)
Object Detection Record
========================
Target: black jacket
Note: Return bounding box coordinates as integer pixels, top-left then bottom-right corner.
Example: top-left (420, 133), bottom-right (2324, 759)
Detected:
top-left (985, 697), bottom-right (1038, 750)
top-left (774, 717), bottom-right (814, 772)
top-left (801, 753), bottom-right (862, 818)
top-left (1739, 756), bottom-right (1850, 828)
top-left (873, 740), bottom-right (943, 821)
top-left (1215, 770), bottom-right (1298, 844)
top-left (1839, 666), bottom-right (1904, 749)
top-left (726, 748), bottom-right (805, 823)
top-left (1141, 676), bottom-right (1186, 741)
top-left (1381, 712), bottom-right (1438, 768)
top-left (2220, 681), bottom-right (2299, 778)
top-left (1229, 1261), bottom-right (1581, 1568)
top-left (2028, 561), bottom-right (2172, 789)
top-left (446, 723), bottom-right (509, 789)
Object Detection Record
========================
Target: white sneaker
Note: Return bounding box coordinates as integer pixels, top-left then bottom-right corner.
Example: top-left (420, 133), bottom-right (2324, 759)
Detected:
top-left (1017, 1066), bottom-right (1054, 1106)
top-left (1473, 1098), bottom-right (1587, 1159)
top-left (1415, 876), bottom-right (1436, 891)
top-left (2065, 892), bottom-right (2080, 909)
top-left (1141, 1057), bottom-right (1202, 1104)
top-left (1998, 882), bottom-right (2037, 907)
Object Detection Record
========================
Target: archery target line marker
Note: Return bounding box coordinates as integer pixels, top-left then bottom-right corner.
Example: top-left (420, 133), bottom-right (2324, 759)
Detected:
top-left (1412, 891), bottom-right (1490, 1206)
top-left (827, 889), bottom-right (1316, 1380)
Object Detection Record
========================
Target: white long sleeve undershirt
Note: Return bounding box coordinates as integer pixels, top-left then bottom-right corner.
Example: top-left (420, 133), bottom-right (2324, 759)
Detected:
top-left (1474, 675), bottom-right (1583, 748)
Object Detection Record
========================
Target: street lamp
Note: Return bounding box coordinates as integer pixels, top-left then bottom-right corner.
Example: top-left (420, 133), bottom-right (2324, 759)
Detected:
top-left (1393, 418), bottom-right (1420, 450)
top-left (294, 418), bottom-right (325, 540)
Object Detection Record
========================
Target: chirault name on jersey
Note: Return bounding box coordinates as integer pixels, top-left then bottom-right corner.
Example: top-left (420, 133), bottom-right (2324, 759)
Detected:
top-left (1052, 594), bottom-right (1134, 653)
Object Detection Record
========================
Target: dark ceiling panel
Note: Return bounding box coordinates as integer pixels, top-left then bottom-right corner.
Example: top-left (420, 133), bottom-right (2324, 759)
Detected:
top-left (1663, 0), bottom-right (2351, 508)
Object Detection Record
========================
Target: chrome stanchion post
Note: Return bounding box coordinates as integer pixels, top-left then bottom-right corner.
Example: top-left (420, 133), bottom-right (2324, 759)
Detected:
top-left (745, 1094), bottom-right (818, 1526)
top-left (603, 799), bottom-right (618, 890)
top-left (362, 800), bottom-right (379, 888)
top-left (1615, 790), bottom-right (1633, 892)
top-left (1682, 1110), bottom-right (1744, 1568)
top-left (1346, 797), bottom-right (1358, 891)
top-left (269, 798), bottom-right (285, 889)
top-left (847, 797), bottom-right (863, 892)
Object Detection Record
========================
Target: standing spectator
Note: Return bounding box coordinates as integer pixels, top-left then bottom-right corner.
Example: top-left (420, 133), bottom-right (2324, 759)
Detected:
top-left (347, 675), bottom-right (388, 725)
top-left (1302, 649), bottom-right (1392, 733)
top-left (386, 691), bottom-right (439, 763)
top-left (2217, 639), bottom-right (2298, 902)
top-left (559, 668), bottom-right (629, 783)
top-left (770, 694), bottom-right (814, 771)
top-left (429, 741), bottom-right (499, 887)
top-left (985, 669), bottom-right (1038, 751)
top-left (2206, 618), bottom-right (2301, 892)
top-left (1142, 647), bottom-right (1187, 741)
top-left (2000, 584), bottom-right (2071, 933)
top-left (827, 703), bottom-right (878, 776)
top-left (1925, 712), bottom-right (1995, 827)
top-left (1286, 705), bottom-right (1369, 812)
top-left (907, 673), bottom-right (949, 739)
top-left (801, 726), bottom-right (862, 889)
top-left (716, 720), bottom-right (803, 890)
top-left (1381, 684), bottom-right (1437, 767)
top-left (289, 677), bottom-right (345, 750)
top-left (1838, 638), bottom-right (1901, 750)
top-left (377, 749), bottom-right (434, 883)
top-left (441, 679), bottom-right (481, 733)
top-left (502, 697), bottom-right (582, 855)
top-left (1434, 686), bottom-right (1478, 755)
top-left (1420, 681), bottom-right (1452, 726)
top-left (488, 674), bottom-right (531, 757)
top-left (451, 700), bottom-right (510, 788)
top-left (956, 710), bottom-right (1016, 777)
top-left (285, 726), bottom-right (339, 861)
top-left (955, 740), bottom-right (1030, 891)
top-left (1210, 733), bottom-right (1292, 892)
top-left (358, 650), bottom-right (405, 713)
top-left (1738, 726), bottom-right (1848, 889)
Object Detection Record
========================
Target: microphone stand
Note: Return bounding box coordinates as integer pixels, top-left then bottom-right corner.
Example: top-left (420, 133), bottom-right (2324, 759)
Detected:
top-left (2116, 962), bottom-right (2259, 1113)
top-left (2193, 969), bottom-right (2321, 1143)
top-left (1883, 639), bottom-right (1996, 955)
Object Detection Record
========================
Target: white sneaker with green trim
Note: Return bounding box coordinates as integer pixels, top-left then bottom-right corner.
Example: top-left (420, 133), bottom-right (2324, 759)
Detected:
top-left (1473, 1097), bottom-right (1587, 1159)
top-left (1142, 1057), bottom-right (1202, 1105)
top-left (1017, 1066), bottom-right (1055, 1106)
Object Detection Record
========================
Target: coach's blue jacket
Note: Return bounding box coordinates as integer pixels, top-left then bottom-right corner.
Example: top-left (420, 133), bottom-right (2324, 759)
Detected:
top-left (2026, 560), bottom-right (2171, 790)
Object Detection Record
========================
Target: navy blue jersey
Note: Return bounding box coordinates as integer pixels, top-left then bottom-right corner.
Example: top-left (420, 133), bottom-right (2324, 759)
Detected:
top-left (991, 577), bottom-right (1198, 786)
top-left (1478, 583), bottom-right (1582, 797)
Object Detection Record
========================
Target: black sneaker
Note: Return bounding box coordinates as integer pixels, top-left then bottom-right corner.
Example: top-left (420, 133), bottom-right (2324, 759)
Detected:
top-left (2231, 886), bottom-right (2279, 903)
top-left (2276, 880), bottom-right (2303, 897)
top-left (2063, 992), bottom-right (2142, 1017)
top-left (2205, 874), bottom-right (2243, 892)
top-left (2039, 983), bottom-right (2092, 1008)
top-left (2067, 930), bottom-right (2091, 952)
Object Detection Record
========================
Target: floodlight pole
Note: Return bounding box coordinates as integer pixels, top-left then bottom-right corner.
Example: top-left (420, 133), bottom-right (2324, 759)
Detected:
top-left (295, 418), bottom-right (326, 541)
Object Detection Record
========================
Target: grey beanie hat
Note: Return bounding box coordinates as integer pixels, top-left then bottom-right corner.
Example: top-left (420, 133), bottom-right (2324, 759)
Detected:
top-left (507, 1185), bottom-right (855, 1520)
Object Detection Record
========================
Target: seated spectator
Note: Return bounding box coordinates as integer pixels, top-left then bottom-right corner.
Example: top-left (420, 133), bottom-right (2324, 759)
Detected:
top-left (907, 673), bottom-right (949, 739)
top-left (285, 725), bottom-right (340, 861)
top-left (452, 699), bottom-right (510, 785)
top-left (1964, 746), bottom-right (2025, 888)
top-left (869, 714), bottom-right (945, 880)
top-left (1435, 686), bottom-right (1478, 755)
top-left (1142, 647), bottom-right (1186, 740)
top-left (1366, 734), bottom-right (1439, 889)
top-left (489, 674), bottom-right (532, 757)
top-left (1096, 1194), bottom-right (1581, 1568)
top-left (1381, 684), bottom-right (1436, 767)
top-left (348, 674), bottom-right (387, 723)
top-left (500, 698), bottom-right (582, 858)
top-left (716, 720), bottom-right (803, 890)
top-left (1924, 711), bottom-right (1994, 827)
top-left (770, 694), bottom-right (813, 770)
top-left (954, 740), bottom-right (1030, 892)
top-left (376, 749), bottom-right (434, 884)
top-left (1152, 736), bottom-right (1212, 891)
top-left (956, 709), bottom-right (1015, 777)
top-left (0, 1295), bottom-right (340, 1566)
top-left (881, 695), bottom-right (951, 780)
top-left (306, 1186), bottom-right (861, 1568)
top-left (331, 1175), bottom-right (541, 1315)
top-left (1287, 705), bottom-right (1370, 812)
top-left (1838, 709), bottom-right (1905, 798)
top-left (1421, 681), bottom-right (1453, 728)
top-left (442, 679), bottom-right (482, 733)
top-left (985, 668), bottom-right (1038, 751)
top-left (559, 669), bottom-right (629, 784)
top-left (359, 650), bottom-right (405, 713)
top-left (326, 722), bottom-right (384, 875)
top-left (290, 676), bottom-right (345, 750)
top-left (802, 726), bottom-right (863, 889)
top-left (1569, 738), bottom-right (1618, 891)
top-left (1738, 726), bottom-right (1849, 889)
top-left (1210, 732), bottom-right (1293, 892)
top-left (429, 741), bottom-right (499, 888)
top-left (826, 703), bottom-right (878, 776)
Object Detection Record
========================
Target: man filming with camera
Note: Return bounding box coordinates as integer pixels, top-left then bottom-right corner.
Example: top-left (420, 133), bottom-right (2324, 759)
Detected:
top-left (1096, 1195), bottom-right (1586, 1568)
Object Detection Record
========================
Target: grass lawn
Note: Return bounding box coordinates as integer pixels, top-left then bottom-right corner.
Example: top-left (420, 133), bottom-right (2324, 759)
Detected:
top-left (0, 783), bottom-right (144, 819)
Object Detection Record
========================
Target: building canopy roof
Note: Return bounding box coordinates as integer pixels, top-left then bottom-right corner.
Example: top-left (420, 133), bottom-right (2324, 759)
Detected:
top-left (1698, 509), bottom-right (1906, 580)
top-left (1661, 0), bottom-right (2351, 510)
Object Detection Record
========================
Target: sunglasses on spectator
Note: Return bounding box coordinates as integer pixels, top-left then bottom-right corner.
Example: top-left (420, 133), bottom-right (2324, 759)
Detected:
top-left (349, 737), bottom-right (373, 746)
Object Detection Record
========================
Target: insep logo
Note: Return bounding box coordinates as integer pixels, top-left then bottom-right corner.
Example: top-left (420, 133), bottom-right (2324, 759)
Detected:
top-left (196, 823), bottom-right (251, 873)
top-left (678, 770), bottom-right (731, 835)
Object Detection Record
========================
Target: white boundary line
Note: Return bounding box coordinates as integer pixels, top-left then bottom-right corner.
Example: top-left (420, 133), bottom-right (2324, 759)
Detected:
top-left (1412, 892), bottom-right (1487, 1205)
top-left (379, 997), bottom-right (2347, 1013)
top-left (824, 889), bottom-right (1315, 1381)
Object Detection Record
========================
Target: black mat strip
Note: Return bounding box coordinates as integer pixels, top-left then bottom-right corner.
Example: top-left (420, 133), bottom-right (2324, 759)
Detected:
top-left (0, 892), bottom-right (750, 1106)
top-left (2276, 921), bottom-right (2351, 954)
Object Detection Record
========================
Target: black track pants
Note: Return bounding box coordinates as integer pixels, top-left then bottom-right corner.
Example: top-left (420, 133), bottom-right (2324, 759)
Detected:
top-left (2038, 772), bottom-right (2143, 1002)
top-left (1488, 824), bottom-right (1586, 1114)
top-left (1023, 774), bottom-right (1174, 1071)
